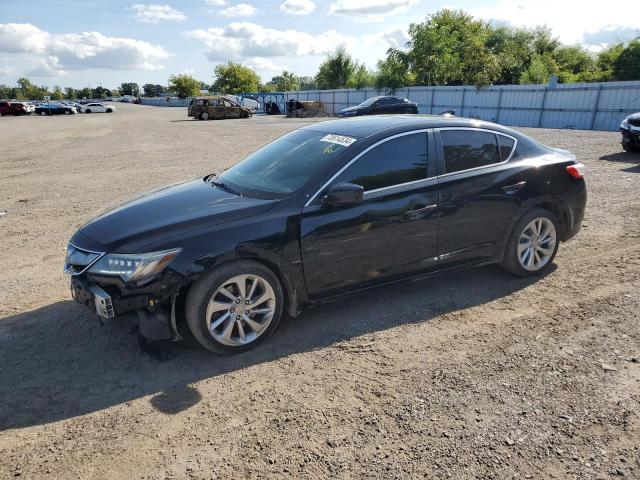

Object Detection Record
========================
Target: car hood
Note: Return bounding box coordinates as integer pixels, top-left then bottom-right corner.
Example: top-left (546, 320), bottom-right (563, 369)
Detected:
top-left (79, 178), bottom-right (276, 252)
top-left (626, 112), bottom-right (640, 121)
top-left (340, 106), bottom-right (361, 113)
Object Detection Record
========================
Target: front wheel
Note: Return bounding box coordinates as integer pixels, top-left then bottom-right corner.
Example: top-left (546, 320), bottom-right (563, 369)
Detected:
top-left (84, 109), bottom-right (91, 114)
top-left (501, 208), bottom-right (560, 277)
top-left (185, 260), bottom-right (284, 354)
top-left (200, 112), bottom-right (210, 120)
top-left (106, 108), bottom-right (113, 113)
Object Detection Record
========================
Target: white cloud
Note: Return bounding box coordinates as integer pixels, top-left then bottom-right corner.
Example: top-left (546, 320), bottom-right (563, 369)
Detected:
top-left (205, 0), bottom-right (226, 5)
top-left (0, 23), bottom-right (49, 53)
top-left (129, 4), bottom-right (186, 23)
top-left (0, 64), bottom-right (13, 76)
top-left (280, 0), bottom-right (315, 15)
top-left (471, 0), bottom-right (640, 46)
top-left (219, 3), bottom-right (257, 17)
top-left (328, 0), bottom-right (418, 22)
top-left (583, 25), bottom-right (640, 47)
top-left (380, 28), bottom-right (409, 49)
top-left (0, 23), bottom-right (170, 76)
top-left (243, 57), bottom-right (287, 79)
top-left (185, 22), bottom-right (353, 61)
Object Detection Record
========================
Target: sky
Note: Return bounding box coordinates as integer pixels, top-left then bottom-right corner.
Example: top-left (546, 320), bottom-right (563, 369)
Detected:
top-left (1, 0), bottom-right (639, 89)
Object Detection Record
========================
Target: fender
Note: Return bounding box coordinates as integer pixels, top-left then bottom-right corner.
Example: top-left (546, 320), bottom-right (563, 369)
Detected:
top-left (498, 194), bottom-right (571, 258)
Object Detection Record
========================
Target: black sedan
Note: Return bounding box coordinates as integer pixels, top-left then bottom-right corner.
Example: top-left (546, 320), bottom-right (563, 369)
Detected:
top-left (620, 112), bottom-right (640, 152)
top-left (65, 116), bottom-right (586, 354)
top-left (35, 103), bottom-right (77, 115)
top-left (339, 96), bottom-right (418, 117)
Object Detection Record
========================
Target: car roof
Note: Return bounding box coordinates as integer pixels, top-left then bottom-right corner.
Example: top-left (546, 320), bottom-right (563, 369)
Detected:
top-left (302, 115), bottom-right (522, 139)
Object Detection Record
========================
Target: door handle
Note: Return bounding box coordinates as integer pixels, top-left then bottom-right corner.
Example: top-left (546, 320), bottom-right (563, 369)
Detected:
top-left (403, 204), bottom-right (438, 220)
top-left (502, 181), bottom-right (527, 195)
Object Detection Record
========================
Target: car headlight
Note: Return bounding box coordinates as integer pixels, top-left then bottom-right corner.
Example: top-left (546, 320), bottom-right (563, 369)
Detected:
top-left (88, 248), bottom-right (182, 282)
top-left (621, 119), bottom-right (630, 130)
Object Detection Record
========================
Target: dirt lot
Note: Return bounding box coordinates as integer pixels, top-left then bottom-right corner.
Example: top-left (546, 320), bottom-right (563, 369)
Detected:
top-left (1, 103), bottom-right (639, 479)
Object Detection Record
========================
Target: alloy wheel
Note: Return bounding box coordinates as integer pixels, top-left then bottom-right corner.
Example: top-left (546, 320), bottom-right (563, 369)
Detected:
top-left (205, 274), bottom-right (276, 346)
top-left (517, 217), bottom-right (557, 271)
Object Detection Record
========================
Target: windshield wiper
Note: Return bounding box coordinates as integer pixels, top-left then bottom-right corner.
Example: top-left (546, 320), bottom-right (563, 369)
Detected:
top-left (212, 180), bottom-right (242, 196)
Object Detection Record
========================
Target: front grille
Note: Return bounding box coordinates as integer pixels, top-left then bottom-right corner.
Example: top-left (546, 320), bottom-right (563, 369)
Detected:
top-left (64, 243), bottom-right (103, 275)
top-left (628, 118), bottom-right (640, 127)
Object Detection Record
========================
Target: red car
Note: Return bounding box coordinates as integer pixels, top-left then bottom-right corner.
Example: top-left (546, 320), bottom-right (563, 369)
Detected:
top-left (0, 101), bottom-right (28, 116)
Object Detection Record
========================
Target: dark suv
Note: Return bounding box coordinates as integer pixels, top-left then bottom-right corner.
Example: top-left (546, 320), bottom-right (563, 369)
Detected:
top-left (65, 116), bottom-right (586, 354)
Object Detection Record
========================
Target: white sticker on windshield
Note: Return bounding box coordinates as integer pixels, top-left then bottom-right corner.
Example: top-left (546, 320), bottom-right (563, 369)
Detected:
top-left (320, 134), bottom-right (357, 147)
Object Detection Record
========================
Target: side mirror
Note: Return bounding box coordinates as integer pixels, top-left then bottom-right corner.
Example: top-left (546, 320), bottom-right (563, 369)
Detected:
top-left (322, 182), bottom-right (364, 206)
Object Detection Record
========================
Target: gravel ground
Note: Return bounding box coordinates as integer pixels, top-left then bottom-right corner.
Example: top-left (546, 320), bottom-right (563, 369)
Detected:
top-left (0, 104), bottom-right (639, 479)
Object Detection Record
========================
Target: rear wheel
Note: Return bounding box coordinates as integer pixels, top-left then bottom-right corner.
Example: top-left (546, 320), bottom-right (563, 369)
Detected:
top-left (501, 208), bottom-right (560, 277)
top-left (185, 260), bottom-right (284, 354)
top-left (106, 108), bottom-right (113, 113)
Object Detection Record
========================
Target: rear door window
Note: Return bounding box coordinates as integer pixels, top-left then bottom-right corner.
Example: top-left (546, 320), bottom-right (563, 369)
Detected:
top-left (497, 135), bottom-right (516, 161)
top-left (440, 130), bottom-right (501, 174)
top-left (333, 133), bottom-right (428, 192)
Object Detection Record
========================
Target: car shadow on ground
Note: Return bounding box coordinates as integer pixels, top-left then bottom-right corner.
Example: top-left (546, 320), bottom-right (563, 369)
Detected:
top-left (0, 264), bottom-right (554, 431)
top-left (599, 151), bottom-right (640, 173)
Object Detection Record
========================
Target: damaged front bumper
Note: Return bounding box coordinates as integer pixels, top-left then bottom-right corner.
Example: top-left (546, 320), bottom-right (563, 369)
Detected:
top-left (69, 272), bottom-right (187, 341)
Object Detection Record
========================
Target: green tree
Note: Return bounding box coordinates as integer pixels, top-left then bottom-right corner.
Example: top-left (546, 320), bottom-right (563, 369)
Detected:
top-left (531, 26), bottom-right (560, 56)
top-left (613, 39), bottom-right (640, 81)
top-left (168, 74), bottom-right (201, 98)
top-left (142, 83), bottom-right (165, 97)
top-left (0, 84), bottom-right (20, 99)
top-left (352, 65), bottom-right (375, 89)
top-left (553, 46), bottom-right (599, 83)
top-left (16, 78), bottom-right (49, 99)
top-left (298, 76), bottom-right (316, 90)
top-left (212, 62), bottom-right (260, 94)
top-left (275, 70), bottom-right (300, 91)
top-left (119, 82), bottom-right (140, 96)
top-left (51, 86), bottom-right (64, 100)
top-left (375, 51), bottom-right (414, 90)
top-left (315, 47), bottom-right (357, 89)
top-left (64, 87), bottom-right (77, 100)
top-left (77, 87), bottom-right (92, 99)
top-left (400, 9), bottom-right (500, 87)
top-left (597, 43), bottom-right (624, 81)
top-left (92, 86), bottom-right (111, 99)
top-left (487, 26), bottom-right (535, 84)
top-left (520, 53), bottom-right (557, 84)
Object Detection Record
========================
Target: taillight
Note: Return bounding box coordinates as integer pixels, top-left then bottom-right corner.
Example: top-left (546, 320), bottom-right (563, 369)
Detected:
top-left (566, 163), bottom-right (586, 179)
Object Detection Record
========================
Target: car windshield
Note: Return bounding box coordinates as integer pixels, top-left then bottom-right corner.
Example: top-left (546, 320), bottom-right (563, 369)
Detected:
top-left (219, 129), bottom-right (357, 199)
top-left (358, 97), bottom-right (381, 107)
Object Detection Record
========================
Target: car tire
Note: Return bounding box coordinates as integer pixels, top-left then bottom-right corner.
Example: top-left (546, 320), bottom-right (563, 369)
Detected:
top-left (200, 112), bottom-right (210, 121)
top-left (240, 111), bottom-right (249, 119)
top-left (106, 109), bottom-right (113, 113)
top-left (64, 110), bottom-right (71, 115)
top-left (185, 260), bottom-right (284, 354)
top-left (622, 142), bottom-right (639, 153)
top-left (500, 208), bottom-right (560, 277)
top-left (85, 109), bottom-right (91, 114)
